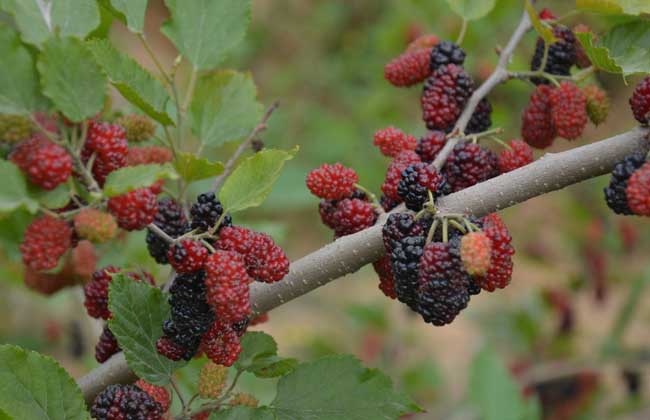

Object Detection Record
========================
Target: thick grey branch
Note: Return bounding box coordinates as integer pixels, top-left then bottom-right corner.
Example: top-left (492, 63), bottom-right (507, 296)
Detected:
top-left (79, 127), bottom-right (649, 405)
top-left (432, 9), bottom-right (532, 170)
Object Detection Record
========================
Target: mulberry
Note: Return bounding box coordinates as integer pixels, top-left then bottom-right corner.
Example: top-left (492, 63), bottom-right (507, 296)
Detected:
top-left (429, 40), bottom-right (466, 71)
top-left (498, 140), bottom-right (534, 173)
top-left (81, 121), bottom-right (128, 185)
top-left (473, 214), bottom-right (514, 291)
top-left (20, 215), bottom-right (72, 272)
top-left (190, 192), bottom-right (232, 233)
top-left (626, 163), bottom-right (650, 216)
top-left (604, 153), bottom-right (646, 215)
top-left (95, 325), bottom-right (120, 363)
top-left (397, 163), bottom-right (446, 211)
top-left (107, 188), bottom-right (158, 231)
top-left (332, 198), bottom-right (377, 237)
top-left (443, 142), bottom-right (499, 192)
top-left (146, 198), bottom-right (190, 264)
top-left (373, 127), bottom-right (417, 157)
top-left (384, 48), bottom-right (433, 87)
top-left (306, 163), bottom-right (359, 200)
top-left (549, 82), bottom-right (587, 140)
top-left (522, 84), bottom-right (557, 149)
top-left (10, 138), bottom-right (72, 190)
top-left (466, 98), bottom-right (493, 135)
top-left (416, 131), bottom-right (446, 162)
top-left (530, 25), bottom-right (577, 85)
top-left (204, 250), bottom-right (251, 323)
top-left (74, 209), bottom-right (117, 243)
top-left (90, 384), bottom-right (162, 420)
top-left (630, 76), bottom-right (650, 125)
top-left (381, 151), bottom-right (421, 201)
top-left (584, 85), bottom-right (609, 126)
top-left (421, 64), bottom-right (474, 131)
top-left (416, 238), bottom-right (471, 326)
top-left (167, 239), bottom-right (208, 273)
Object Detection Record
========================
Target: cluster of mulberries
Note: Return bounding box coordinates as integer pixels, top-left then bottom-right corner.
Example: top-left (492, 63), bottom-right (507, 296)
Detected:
top-left (154, 192), bottom-right (289, 366)
top-left (11, 114), bottom-right (172, 292)
top-left (90, 381), bottom-right (169, 420)
top-left (306, 163), bottom-right (379, 237)
top-left (521, 82), bottom-right (601, 148)
top-left (604, 153), bottom-right (650, 217)
top-left (380, 212), bottom-right (514, 325)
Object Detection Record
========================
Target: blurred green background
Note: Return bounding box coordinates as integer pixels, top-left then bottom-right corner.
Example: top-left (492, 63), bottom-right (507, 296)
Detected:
top-left (3, 0), bottom-right (650, 418)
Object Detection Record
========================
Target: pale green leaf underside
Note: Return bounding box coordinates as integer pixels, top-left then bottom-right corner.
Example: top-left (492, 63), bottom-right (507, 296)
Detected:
top-left (0, 23), bottom-right (41, 115)
top-left (37, 36), bottom-right (106, 122)
top-left (174, 152), bottom-right (224, 183)
top-left (87, 38), bottom-right (173, 125)
top-left (469, 346), bottom-right (534, 420)
top-left (108, 275), bottom-right (185, 385)
top-left (0, 160), bottom-right (39, 214)
top-left (109, 0), bottom-right (148, 33)
top-left (0, 0), bottom-right (100, 47)
top-left (445, 0), bottom-right (496, 21)
top-left (577, 20), bottom-right (650, 76)
top-left (0, 344), bottom-right (88, 420)
top-left (576, 0), bottom-right (650, 15)
top-left (103, 163), bottom-right (178, 197)
top-left (271, 355), bottom-right (420, 420)
top-left (220, 147), bottom-right (297, 213)
top-left (161, 0), bottom-right (252, 70)
top-left (190, 70), bottom-right (263, 151)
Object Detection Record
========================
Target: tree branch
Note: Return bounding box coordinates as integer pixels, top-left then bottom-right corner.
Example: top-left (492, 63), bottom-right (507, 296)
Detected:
top-left (78, 127), bottom-right (650, 405)
top-left (432, 8), bottom-right (532, 170)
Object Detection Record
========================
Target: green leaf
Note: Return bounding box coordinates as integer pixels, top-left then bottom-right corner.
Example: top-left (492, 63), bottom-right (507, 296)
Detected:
top-left (210, 407), bottom-right (275, 420)
top-left (469, 346), bottom-right (530, 420)
top-left (109, 0), bottom-right (148, 33)
top-left (0, 0), bottom-right (100, 47)
top-left (575, 32), bottom-right (624, 74)
top-left (235, 332), bottom-right (278, 369)
top-left (249, 355), bottom-right (298, 378)
top-left (190, 71), bottom-right (263, 150)
top-left (162, 0), bottom-right (251, 70)
top-left (38, 36), bottom-right (107, 122)
top-left (234, 332), bottom-right (297, 378)
top-left (525, 0), bottom-right (556, 44)
top-left (108, 274), bottom-right (184, 385)
top-left (0, 344), bottom-right (88, 420)
top-left (444, 0), bottom-right (496, 21)
top-left (87, 39), bottom-right (173, 126)
top-left (174, 152), bottom-right (224, 183)
top-left (271, 355), bottom-right (420, 420)
top-left (0, 160), bottom-right (39, 214)
top-left (220, 148), bottom-right (297, 213)
top-left (576, 20), bottom-right (650, 76)
top-left (29, 183), bottom-right (70, 209)
top-left (0, 23), bottom-right (41, 114)
top-left (103, 163), bottom-right (178, 197)
top-left (576, 0), bottom-right (650, 15)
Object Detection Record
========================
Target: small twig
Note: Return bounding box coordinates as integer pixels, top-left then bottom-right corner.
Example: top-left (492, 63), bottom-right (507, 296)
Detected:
top-left (147, 223), bottom-right (174, 244)
top-left (211, 101), bottom-right (280, 193)
top-left (170, 379), bottom-right (187, 413)
top-left (456, 19), bottom-right (468, 45)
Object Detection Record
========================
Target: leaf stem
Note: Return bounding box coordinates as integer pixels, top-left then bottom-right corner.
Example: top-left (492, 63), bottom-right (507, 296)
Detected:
top-left (456, 19), bottom-right (468, 45)
top-left (182, 69), bottom-right (198, 112)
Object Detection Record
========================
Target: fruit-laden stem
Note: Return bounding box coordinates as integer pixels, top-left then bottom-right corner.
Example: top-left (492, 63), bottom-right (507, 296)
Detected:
top-left (432, 7), bottom-right (533, 170)
top-left (78, 127), bottom-right (649, 405)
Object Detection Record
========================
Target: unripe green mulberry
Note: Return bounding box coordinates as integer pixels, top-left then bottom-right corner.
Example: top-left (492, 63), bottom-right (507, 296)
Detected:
top-left (116, 114), bottom-right (156, 142)
top-left (74, 209), bottom-right (118, 243)
top-left (583, 85), bottom-right (610, 126)
top-left (0, 114), bottom-right (32, 143)
top-left (198, 361), bottom-right (228, 399)
top-left (229, 393), bottom-right (259, 408)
